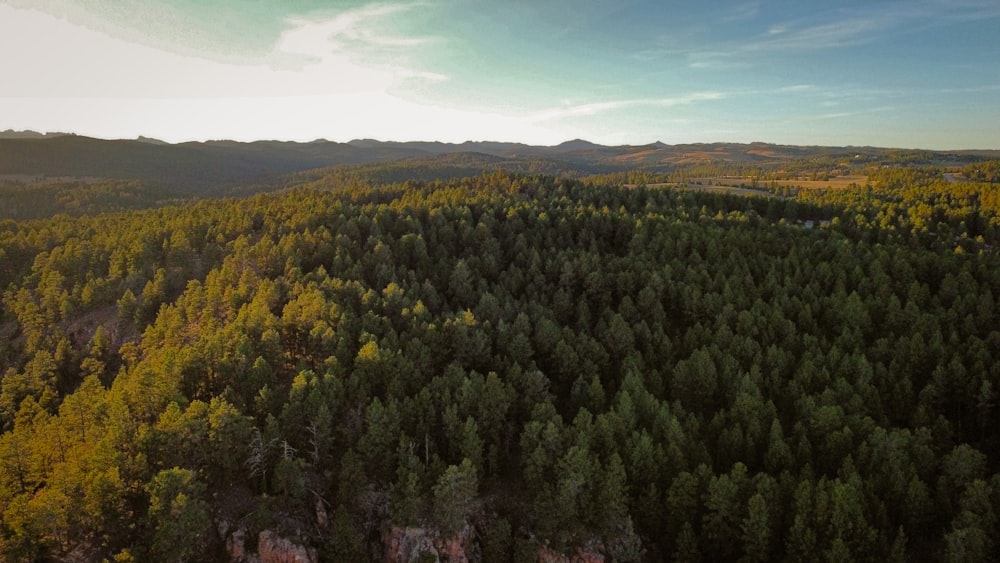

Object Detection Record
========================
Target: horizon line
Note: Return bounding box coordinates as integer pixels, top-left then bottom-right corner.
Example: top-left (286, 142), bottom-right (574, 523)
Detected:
top-left (4, 129), bottom-right (1000, 153)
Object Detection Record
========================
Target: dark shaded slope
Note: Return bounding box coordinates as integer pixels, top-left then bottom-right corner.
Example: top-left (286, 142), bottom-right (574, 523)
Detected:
top-left (4, 135), bottom-right (1000, 198)
top-left (0, 136), bottom-right (433, 193)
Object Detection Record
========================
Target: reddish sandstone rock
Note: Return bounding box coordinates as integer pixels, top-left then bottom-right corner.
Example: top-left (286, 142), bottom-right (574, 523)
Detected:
top-left (571, 550), bottom-right (605, 563)
top-left (384, 523), bottom-right (475, 562)
top-left (537, 546), bottom-right (606, 563)
top-left (384, 526), bottom-right (440, 562)
top-left (538, 547), bottom-right (569, 563)
top-left (226, 528), bottom-right (250, 562)
top-left (435, 536), bottom-right (468, 562)
top-left (257, 530), bottom-right (318, 563)
top-left (433, 524), bottom-right (473, 562)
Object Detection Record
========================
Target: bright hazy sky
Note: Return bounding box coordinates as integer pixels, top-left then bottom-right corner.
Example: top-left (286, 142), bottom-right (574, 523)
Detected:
top-left (2, 0), bottom-right (999, 148)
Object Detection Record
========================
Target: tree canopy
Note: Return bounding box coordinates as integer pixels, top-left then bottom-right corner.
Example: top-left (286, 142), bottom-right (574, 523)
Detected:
top-left (0, 164), bottom-right (998, 561)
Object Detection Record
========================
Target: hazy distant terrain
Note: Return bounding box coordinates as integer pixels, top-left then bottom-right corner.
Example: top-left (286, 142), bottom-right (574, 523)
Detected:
top-left (3, 132), bottom-right (998, 196)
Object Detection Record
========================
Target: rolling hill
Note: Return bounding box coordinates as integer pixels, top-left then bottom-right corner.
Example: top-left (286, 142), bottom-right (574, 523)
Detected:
top-left (5, 133), bottom-right (999, 194)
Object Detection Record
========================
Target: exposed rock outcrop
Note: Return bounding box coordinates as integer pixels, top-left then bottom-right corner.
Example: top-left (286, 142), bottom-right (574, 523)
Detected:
top-left (538, 546), bottom-right (606, 563)
top-left (384, 524), bottom-right (475, 562)
top-left (224, 528), bottom-right (316, 563)
top-left (436, 532), bottom-right (470, 563)
top-left (226, 528), bottom-right (252, 562)
top-left (385, 526), bottom-right (440, 562)
top-left (257, 530), bottom-right (318, 563)
top-left (434, 524), bottom-right (474, 563)
top-left (315, 498), bottom-right (329, 529)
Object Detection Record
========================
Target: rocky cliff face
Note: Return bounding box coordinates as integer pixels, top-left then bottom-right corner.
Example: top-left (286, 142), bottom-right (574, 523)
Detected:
top-left (257, 530), bottom-right (319, 563)
top-left (537, 546), bottom-right (606, 563)
top-left (383, 524), bottom-right (475, 562)
top-left (222, 517), bottom-right (607, 562)
top-left (225, 528), bottom-right (318, 563)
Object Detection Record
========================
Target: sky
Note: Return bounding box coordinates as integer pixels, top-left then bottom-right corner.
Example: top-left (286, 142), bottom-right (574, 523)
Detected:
top-left (1, 0), bottom-right (999, 148)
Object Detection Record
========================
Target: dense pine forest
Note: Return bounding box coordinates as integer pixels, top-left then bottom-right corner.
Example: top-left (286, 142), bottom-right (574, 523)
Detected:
top-left (2, 159), bottom-right (1000, 561)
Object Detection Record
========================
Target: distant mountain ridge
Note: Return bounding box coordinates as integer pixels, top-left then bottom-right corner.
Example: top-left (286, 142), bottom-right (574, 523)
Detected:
top-left (0, 129), bottom-right (71, 139)
top-left (2, 133), bottom-right (999, 195)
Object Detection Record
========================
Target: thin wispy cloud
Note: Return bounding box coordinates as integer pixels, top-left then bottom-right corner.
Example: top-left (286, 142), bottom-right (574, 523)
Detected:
top-left (532, 92), bottom-right (726, 122)
top-left (745, 11), bottom-right (898, 52)
top-left (745, 0), bottom-right (1000, 53)
top-left (630, 47), bottom-right (690, 62)
top-left (272, 3), bottom-right (439, 71)
top-left (812, 106), bottom-right (896, 121)
top-left (723, 1), bottom-right (760, 22)
top-left (642, 0), bottom-right (1000, 74)
top-left (687, 51), bottom-right (745, 70)
top-left (930, 0), bottom-right (1000, 22)
top-left (776, 84), bottom-right (816, 93)
top-left (938, 84), bottom-right (1000, 95)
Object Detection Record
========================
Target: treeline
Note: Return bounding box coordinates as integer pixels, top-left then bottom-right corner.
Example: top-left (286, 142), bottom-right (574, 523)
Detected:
top-left (0, 171), bottom-right (998, 561)
top-left (290, 154), bottom-right (599, 190)
top-left (797, 166), bottom-right (1000, 248)
top-left (962, 160), bottom-right (1000, 184)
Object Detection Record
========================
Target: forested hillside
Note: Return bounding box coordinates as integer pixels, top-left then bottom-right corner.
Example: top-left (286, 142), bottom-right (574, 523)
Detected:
top-left (3, 134), bottom-right (997, 201)
top-left (1, 166), bottom-right (999, 561)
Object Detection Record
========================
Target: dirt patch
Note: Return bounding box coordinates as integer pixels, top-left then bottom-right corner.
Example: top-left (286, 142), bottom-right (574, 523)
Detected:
top-left (613, 149), bottom-right (663, 164)
top-left (771, 175), bottom-right (867, 189)
top-left (746, 148), bottom-right (783, 158)
top-left (59, 304), bottom-right (124, 347)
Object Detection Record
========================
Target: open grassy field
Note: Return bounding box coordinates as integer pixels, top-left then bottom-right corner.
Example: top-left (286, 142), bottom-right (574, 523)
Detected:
top-left (625, 175), bottom-right (866, 197)
top-left (635, 183), bottom-right (770, 197)
top-left (690, 175), bottom-right (867, 190)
